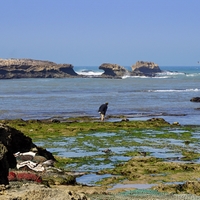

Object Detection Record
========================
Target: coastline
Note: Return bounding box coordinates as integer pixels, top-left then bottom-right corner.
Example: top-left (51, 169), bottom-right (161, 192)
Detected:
top-left (1, 117), bottom-right (200, 199)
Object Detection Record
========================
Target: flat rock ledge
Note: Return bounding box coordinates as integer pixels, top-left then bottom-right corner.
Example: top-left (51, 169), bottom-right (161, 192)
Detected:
top-left (0, 58), bottom-right (78, 79)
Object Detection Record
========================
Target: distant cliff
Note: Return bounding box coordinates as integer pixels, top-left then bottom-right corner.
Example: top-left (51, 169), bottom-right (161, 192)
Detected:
top-left (0, 58), bottom-right (78, 79)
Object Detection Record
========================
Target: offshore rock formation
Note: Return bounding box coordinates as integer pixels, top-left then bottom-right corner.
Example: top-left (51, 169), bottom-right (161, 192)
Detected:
top-left (99, 63), bottom-right (129, 78)
top-left (190, 97), bottom-right (200, 102)
top-left (99, 61), bottom-right (162, 78)
top-left (131, 61), bottom-right (162, 77)
top-left (0, 58), bottom-right (78, 79)
top-left (0, 58), bottom-right (162, 79)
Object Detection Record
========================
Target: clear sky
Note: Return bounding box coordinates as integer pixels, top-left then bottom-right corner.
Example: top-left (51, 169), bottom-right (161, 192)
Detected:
top-left (1, 0), bottom-right (200, 66)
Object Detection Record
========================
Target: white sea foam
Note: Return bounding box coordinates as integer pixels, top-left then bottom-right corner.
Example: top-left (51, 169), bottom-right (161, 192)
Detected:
top-left (123, 71), bottom-right (185, 79)
top-left (148, 88), bottom-right (200, 92)
top-left (161, 71), bottom-right (185, 75)
top-left (122, 75), bottom-right (131, 79)
top-left (76, 69), bottom-right (103, 76)
top-left (186, 73), bottom-right (200, 77)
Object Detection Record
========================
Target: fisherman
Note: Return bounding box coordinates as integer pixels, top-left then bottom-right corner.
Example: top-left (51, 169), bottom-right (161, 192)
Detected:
top-left (98, 102), bottom-right (108, 121)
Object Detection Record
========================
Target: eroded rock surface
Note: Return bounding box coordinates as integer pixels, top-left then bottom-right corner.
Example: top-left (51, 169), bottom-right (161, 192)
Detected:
top-left (131, 61), bottom-right (162, 76)
top-left (0, 58), bottom-right (163, 79)
top-left (0, 183), bottom-right (89, 200)
top-left (0, 58), bottom-right (78, 78)
top-left (99, 63), bottom-right (129, 78)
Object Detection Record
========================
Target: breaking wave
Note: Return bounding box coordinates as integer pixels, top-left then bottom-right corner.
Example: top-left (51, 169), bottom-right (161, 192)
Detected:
top-left (75, 69), bottom-right (103, 76)
top-left (148, 88), bottom-right (200, 92)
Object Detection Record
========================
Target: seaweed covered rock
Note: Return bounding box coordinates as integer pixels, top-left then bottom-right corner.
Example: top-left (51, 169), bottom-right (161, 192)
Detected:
top-left (154, 181), bottom-right (200, 195)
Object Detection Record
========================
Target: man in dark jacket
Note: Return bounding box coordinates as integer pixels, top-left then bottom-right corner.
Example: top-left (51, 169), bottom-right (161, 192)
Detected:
top-left (98, 102), bottom-right (108, 121)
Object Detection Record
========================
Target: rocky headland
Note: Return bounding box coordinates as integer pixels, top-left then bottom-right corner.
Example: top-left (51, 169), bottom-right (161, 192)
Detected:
top-left (0, 58), bottom-right (162, 79)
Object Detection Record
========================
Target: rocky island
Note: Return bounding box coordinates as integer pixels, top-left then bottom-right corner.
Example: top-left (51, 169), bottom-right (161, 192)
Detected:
top-left (99, 63), bottom-right (130, 78)
top-left (0, 58), bottom-right (78, 79)
top-left (0, 58), bottom-right (162, 79)
top-left (131, 61), bottom-right (162, 76)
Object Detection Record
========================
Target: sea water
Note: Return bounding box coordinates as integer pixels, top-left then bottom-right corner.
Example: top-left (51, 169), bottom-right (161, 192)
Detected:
top-left (0, 66), bottom-right (199, 125)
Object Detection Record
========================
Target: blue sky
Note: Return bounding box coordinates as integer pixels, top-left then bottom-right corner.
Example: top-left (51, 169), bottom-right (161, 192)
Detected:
top-left (1, 0), bottom-right (200, 66)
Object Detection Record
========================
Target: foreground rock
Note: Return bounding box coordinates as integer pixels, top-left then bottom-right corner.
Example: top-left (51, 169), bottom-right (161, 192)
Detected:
top-left (0, 142), bottom-right (10, 185)
top-left (0, 123), bottom-right (55, 185)
top-left (0, 58), bottom-right (78, 79)
top-left (0, 183), bottom-right (89, 200)
top-left (131, 61), bottom-right (162, 76)
top-left (99, 63), bottom-right (129, 78)
top-left (154, 181), bottom-right (200, 196)
top-left (1, 182), bottom-right (200, 200)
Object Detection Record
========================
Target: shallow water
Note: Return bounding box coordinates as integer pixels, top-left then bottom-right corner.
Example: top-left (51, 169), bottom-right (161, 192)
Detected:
top-left (34, 126), bottom-right (200, 185)
top-left (76, 174), bottom-right (112, 186)
top-left (108, 183), bottom-right (157, 190)
top-left (0, 66), bottom-right (200, 126)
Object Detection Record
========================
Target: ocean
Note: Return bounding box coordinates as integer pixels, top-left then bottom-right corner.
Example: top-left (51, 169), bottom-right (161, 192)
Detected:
top-left (0, 66), bottom-right (199, 125)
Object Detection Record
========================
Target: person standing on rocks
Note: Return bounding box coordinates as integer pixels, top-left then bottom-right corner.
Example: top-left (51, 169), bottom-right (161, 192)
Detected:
top-left (98, 102), bottom-right (108, 121)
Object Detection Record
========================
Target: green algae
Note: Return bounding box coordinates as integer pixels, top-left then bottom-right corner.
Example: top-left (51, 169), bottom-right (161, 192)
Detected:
top-left (0, 117), bottom-right (172, 139)
top-left (1, 117), bottom-right (200, 187)
top-left (98, 156), bottom-right (200, 185)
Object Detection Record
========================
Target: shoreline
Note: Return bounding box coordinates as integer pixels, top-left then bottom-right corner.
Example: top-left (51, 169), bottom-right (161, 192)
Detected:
top-left (1, 118), bottom-right (200, 199)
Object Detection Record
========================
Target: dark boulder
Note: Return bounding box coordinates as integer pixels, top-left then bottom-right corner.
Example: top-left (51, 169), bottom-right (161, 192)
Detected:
top-left (190, 97), bottom-right (200, 102)
top-left (0, 123), bottom-right (56, 185)
top-left (0, 142), bottom-right (10, 185)
top-left (0, 123), bottom-right (55, 160)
